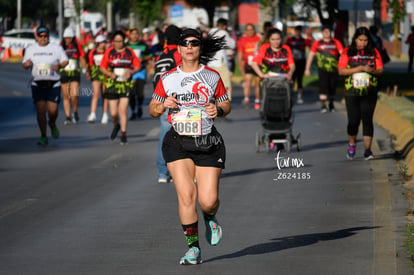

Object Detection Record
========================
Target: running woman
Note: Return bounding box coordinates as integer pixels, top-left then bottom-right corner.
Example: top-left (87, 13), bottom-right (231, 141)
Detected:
top-left (237, 23), bottom-right (261, 109)
top-left (22, 26), bottom-right (68, 145)
top-left (338, 26), bottom-right (384, 160)
top-left (100, 30), bottom-right (141, 145)
top-left (149, 28), bottom-right (230, 265)
top-left (286, 25), bottom-right (312, 104)
top-left (305, 25), bottom-right (343, 112)
top-left (87, 34), bottom-right (109, 124)
top-left (60, 27), bottom-right (90, 124)
top-left (127, 28), bottom-right (152, 120)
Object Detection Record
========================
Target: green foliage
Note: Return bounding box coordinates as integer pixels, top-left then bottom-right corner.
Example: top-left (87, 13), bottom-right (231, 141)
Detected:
top-left (389, 0), bottom-right (405, 23)
top-left (132, 0), bottom-right (165, 28)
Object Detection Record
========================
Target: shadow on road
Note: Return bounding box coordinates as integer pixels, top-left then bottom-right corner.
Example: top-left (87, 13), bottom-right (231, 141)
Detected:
top-left (205, 226), bottom-right (379, 263)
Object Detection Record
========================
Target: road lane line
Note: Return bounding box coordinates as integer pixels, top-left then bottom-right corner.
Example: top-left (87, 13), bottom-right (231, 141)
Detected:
top-left (0, 198), bottom-right (38, 219)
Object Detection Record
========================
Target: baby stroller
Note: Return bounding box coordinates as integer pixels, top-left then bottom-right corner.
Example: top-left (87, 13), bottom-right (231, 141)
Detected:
top-left (255, 76), bottom-right (301, 152)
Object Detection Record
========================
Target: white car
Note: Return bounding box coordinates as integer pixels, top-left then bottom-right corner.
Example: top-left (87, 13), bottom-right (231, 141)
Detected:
top-left (1, 28), bottom-right (60, 57)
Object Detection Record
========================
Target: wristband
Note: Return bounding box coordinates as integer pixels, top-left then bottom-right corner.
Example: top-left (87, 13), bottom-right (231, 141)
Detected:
top-left (217, 106), bottom-right (224, 117)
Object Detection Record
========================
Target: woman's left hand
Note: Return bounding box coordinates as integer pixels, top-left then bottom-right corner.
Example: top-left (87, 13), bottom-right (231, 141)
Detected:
top-left (363, 64), bottom-right (375, 74)
top-left (205, 102), bottom-right (218, 118)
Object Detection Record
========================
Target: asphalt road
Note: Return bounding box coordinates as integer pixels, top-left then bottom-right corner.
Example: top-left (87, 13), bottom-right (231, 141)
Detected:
top-left (0, 62), bottom-right (412, 275)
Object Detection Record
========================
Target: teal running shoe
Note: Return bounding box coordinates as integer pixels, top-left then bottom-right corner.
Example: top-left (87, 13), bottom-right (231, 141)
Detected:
top-left (179, 247), bottom-right (202, 265)
top-left (205, 217), bottom-right (222, 246)
top-left (37, 136), bottom-right (48, 146)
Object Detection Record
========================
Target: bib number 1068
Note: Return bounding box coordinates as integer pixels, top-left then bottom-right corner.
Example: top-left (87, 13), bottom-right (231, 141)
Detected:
top-left (172, 121), bottom-right (200, 135)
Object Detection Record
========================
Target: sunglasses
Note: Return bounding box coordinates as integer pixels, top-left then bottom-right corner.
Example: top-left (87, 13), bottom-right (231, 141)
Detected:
top-left (38, 34), bottom-right (49, 38)
top-left (179, 39), bottom-right (201, 47)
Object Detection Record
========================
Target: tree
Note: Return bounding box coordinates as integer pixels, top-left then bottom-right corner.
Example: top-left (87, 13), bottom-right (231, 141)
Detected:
top-left (131, 0), bottom-right (165, 28)
top-left (295, 0), bottom-right (338, 27)
top-left (258, 0), bottom-right (296, 23)
top-left (388, 0), bottom-right (405, 56)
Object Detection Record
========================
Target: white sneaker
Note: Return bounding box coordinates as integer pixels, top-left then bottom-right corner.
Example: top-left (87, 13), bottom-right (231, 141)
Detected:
top-left (297, 98), bottom-right (304, 104)
top-left (87, 112), bottom-right (96, 123)
top-left (101, 113), bottom-right (109, 124)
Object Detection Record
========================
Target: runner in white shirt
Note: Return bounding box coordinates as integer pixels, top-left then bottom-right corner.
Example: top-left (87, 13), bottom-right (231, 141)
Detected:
top-left (22, 26), bottom-right (68, 146)
top-left (149, 28), bottom-right (231, 265)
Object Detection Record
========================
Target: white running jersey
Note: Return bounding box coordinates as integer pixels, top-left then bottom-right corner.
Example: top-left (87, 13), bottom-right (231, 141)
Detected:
top-left (153, 65), bottom-right (228, 135)
top-left (23, 42), bottom-right (68, 84)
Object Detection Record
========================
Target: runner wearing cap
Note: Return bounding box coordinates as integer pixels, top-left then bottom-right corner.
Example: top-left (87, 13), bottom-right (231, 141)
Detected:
top-left (149, 28), bottom-right (230, 265)
top-left (22, 26), bottom-right (68, 145)
top-left (87, 34), bottom-right (109, 124)
top-left (60, 27), bottom-right (90, 124)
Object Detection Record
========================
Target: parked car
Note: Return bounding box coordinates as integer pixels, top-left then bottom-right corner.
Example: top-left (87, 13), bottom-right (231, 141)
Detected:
top-left (1, 28), bottom-right (60, 57)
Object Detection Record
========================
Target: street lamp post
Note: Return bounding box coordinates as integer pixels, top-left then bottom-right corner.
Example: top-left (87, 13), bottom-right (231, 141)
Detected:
top-left (17, 0), bottom-right (21, 30)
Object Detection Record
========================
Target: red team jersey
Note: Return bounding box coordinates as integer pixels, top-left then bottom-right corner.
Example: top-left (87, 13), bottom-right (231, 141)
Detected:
top-left (62, 39), bottom-right (85, 60)
top-left (252, 43), bottom-right (294, 73)
top-left (237, 35), bottom-right (261, 64)
top-left (309, 38), bottom-right (343, 72)
top-left (338, 47), bottom-right (383, 96)
top-left (286, 36), bottom-right (312, 60)
top-left (100, 46), bottom-right (140, 71)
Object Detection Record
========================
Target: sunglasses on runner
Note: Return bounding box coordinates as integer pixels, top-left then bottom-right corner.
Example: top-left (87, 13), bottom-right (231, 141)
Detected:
top-left (179, 39), bottom-right (201, 47)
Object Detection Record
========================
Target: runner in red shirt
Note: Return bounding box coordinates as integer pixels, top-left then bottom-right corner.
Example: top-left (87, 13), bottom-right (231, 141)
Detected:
top-left (338, 26), bottom-right (383, 160)
top-left (60, 27), bottom-right (90, 125)
top-left (237, 23), bottom-right (261, 109)
top-left (305, 25), bottom-right (343, 112)
top-left (251, 28), bottom-right (295, 80)
top-left (100, 30), bottom-right (141, 145)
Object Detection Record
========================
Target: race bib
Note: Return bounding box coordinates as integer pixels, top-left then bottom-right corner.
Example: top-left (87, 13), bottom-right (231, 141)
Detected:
top-left (64, 58), bottom-right (78, 71)
top-left (35, 64), bottom-right (53, 77)
top-left (93, 54), bottom-right (104, 66)
top-left (114, 68), bottom-right (129, 82)
top-left (247, 55), bottom-right (254, 66)
top-left (133, 49), bottom-right (142, 58)
top-left (171, 109), bottom-right (202, 136)
top-left (352, 72), bottom-right (370, 89)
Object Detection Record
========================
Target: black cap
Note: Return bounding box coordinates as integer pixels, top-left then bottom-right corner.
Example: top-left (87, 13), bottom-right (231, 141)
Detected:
top-left (179, 28), bottom-right (201, 41)
top-left (36, 26), bottom-right (49, 35)
top-left (165, 25), bottom-right (181, 45)
top-left (295, 25), bottom-right (303, 31)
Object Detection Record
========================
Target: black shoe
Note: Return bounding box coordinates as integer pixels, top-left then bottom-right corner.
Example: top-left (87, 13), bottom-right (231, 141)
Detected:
top-left (120, 135), bottom-right (128, 145)
top-left (129, 112), bottom-right (137, 121)
top-left (110, 124), bottom-right (120, 140)
top-left (137, 107), bottom-right (143, 118)
top-left (72, 112), bottom-right (79, 123)
top-left (329, 102), bottom-right (335, 112)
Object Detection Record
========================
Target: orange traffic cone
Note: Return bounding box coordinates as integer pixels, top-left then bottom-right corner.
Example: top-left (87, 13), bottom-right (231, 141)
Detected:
top-left (1, 47), bottom-right (10, 62)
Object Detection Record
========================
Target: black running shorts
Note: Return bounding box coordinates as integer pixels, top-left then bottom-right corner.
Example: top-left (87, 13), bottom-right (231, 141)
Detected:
top-left (60, 70), bottom-right (81, 84)
top-left (31, 85), bottom-right (61, 104)
top-left (162, 127), bottom-right (226, 169)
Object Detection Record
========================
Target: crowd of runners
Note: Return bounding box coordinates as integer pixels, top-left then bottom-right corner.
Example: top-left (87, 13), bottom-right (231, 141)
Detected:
top-left (21, 19), bottom-right (385, 265)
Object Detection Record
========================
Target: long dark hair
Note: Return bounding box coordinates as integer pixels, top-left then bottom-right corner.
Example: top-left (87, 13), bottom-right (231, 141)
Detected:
top-left (347, 27), bottom-right (376, 56)
top-left (61, 36), bottom-right (80, 51)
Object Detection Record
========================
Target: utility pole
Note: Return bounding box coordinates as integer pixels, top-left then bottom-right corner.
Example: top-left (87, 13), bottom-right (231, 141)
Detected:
top-left (107, 1), bottom-right (113, 32)
top-left (17, 0), bottom-right (21, 30)
top-left (58, 0), bottom-right (63, 40)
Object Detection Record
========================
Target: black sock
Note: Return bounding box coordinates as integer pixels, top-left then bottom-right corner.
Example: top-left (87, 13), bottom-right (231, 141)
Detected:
top-left (203, 212), bottom-right (215, 221)
top-left (182, 222), bottom-right (199, 248)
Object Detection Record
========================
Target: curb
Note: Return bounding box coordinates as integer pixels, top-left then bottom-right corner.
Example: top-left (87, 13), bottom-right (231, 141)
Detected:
top-left (373, 93), bottom-right (414, 188)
